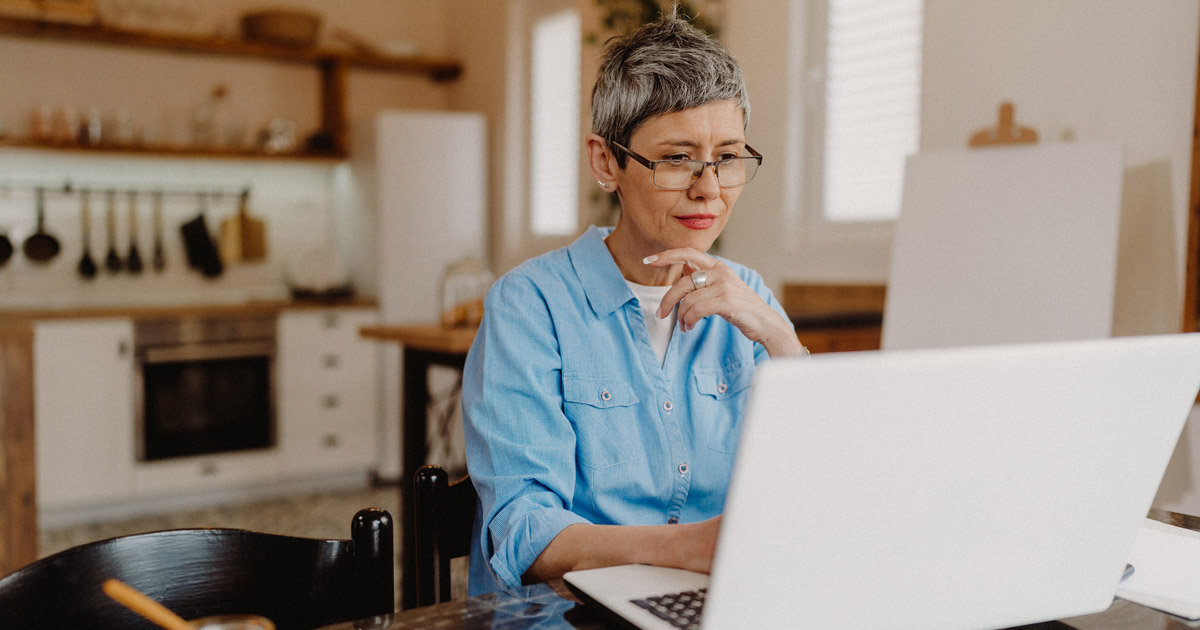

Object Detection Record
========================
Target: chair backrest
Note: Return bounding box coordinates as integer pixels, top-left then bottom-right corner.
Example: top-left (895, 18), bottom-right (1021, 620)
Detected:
top-left (0, 507), bottom-right (394, 630)
top-left (412, 465), bottom-right (477, 607)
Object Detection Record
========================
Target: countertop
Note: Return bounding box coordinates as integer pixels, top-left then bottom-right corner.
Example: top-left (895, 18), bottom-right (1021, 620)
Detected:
top-left (0, 297), bottom-right (379, 323)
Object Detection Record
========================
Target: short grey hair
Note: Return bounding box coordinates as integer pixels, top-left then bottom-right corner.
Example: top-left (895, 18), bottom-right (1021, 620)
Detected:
top-left (591, 15), bottom-right (749, 167)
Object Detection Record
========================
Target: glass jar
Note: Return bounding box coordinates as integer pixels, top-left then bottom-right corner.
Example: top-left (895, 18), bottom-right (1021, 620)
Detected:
top-left (439, 257), bottom-right (492, 328)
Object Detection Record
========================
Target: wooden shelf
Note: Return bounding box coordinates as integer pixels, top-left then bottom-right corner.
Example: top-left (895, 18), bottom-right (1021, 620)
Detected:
top-left (0, 16), bottom-right (463, 80)
top-left (0, 137), bottom-right (345, 161)
top-left (0, 16), bottom-right (464, 158)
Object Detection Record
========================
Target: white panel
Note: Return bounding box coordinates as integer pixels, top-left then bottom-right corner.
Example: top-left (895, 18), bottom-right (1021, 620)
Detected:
top-left (372, 110), bottom-right (488, 323)
top-left (883, 142), bottom-right (1123, 350)
top-left (354, 110), bottom-right (487, 478)
top-left (34, 318), bottom-right (135, 509)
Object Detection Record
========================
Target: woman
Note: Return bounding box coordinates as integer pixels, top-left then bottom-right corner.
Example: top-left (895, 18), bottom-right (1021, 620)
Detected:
top-left (462, 12), bottom-right (806, 595)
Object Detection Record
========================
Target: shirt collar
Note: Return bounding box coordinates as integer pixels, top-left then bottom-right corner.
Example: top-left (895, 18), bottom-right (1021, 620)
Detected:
top-left (568, 226), bottom-right (635, 318)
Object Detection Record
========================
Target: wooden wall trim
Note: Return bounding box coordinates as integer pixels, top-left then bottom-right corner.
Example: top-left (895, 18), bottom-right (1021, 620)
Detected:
top-left (0, 324), bottom-right (37, 577)
top-left (1183, 17), bottom-right (1200, 333)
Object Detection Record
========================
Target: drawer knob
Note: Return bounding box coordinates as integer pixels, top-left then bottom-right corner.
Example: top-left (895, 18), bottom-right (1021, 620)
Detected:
top-left (322, 394), bottom-right (340, 409)
top-left (322, 433), bottom-right (341, 448)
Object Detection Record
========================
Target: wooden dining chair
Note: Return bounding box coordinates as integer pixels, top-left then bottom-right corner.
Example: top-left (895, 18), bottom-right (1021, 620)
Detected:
top-left (412, 464), bottom-right (477, 607)
top-left (0, 507), bottom-right (394, 630)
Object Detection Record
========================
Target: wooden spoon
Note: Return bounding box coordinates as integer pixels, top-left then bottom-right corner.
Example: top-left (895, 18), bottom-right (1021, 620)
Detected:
top-left (101, 578), bottom-right (193, 630)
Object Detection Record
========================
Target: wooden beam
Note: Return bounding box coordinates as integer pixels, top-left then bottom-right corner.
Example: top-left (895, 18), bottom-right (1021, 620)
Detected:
top-left (0, 322), bottom-right (36, 577)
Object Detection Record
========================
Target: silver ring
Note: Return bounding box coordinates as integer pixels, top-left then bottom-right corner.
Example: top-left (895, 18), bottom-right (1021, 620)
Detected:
top-left (691, 270), bottom-right (708, 290)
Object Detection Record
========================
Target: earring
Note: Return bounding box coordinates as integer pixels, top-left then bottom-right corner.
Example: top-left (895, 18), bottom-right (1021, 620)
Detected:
top-left (598, 181), bottom-right (611, 190)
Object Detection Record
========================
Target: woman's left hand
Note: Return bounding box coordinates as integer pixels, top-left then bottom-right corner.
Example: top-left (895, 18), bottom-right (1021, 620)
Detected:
top-left (646, 248), bottom-right (807, 358)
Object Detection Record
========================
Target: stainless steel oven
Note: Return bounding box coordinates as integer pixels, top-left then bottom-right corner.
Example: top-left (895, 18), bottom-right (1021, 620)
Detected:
top-left (134, 314), bottom-right (276, 461)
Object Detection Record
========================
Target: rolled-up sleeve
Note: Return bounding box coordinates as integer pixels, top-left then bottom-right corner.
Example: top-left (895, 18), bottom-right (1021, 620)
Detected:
top-left (462, 273), bottom-right (591, 589)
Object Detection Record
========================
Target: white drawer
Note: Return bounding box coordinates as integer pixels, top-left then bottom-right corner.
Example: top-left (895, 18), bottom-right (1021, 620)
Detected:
top-left (133, 450), bottom-right (280, 496)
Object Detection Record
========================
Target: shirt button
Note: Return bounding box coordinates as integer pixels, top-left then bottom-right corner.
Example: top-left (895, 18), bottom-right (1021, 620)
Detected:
top-left (678, 463), bottom-right (689, 475)
top-left (717, 382), bottom-right (728, 394)
top-left (663, 400), bottom-right (673, 412)
top-left (600, 389), bottom-right (612, 402)
top-left (667, 517), bottom-right (679, 524)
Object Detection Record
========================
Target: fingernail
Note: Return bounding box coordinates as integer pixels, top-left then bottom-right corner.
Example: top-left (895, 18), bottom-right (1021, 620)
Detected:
top-left (655, 307), bottom-right (663, 319)
top-left (642, 255), bottom-right (658, 264)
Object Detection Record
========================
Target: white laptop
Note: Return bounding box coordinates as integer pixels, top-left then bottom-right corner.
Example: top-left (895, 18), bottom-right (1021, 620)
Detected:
top-left (565, 334), bottom-right (1200, 630)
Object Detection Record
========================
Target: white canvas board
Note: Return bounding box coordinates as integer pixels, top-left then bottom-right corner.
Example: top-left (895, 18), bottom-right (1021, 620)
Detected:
top-left (883, 142), bottom-right (1124, 350)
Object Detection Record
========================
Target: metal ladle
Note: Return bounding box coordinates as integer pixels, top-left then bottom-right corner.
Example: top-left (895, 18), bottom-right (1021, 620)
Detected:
top-left (104, 189), bottom-right (123, 273)
top-left (77, 189), bottom-right (97, 279)
top-left (126, 190), bottom-right (143, 274)
top-left (22, 187), bottom-right (60, 264)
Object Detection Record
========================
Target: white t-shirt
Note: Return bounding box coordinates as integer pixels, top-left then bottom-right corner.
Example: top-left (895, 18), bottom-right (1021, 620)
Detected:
top-left (627, 281), bottom-right (676, 367)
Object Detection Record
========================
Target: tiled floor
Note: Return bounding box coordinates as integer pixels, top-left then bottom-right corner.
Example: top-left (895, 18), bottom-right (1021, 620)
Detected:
top-left (35, 483), bottom-right (472, 609)
top-left (38, 485), bottom-right (401, 555)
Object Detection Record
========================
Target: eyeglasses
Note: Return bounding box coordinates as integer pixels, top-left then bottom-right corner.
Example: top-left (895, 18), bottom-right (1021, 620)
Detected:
top-left (611, 141), bottom-right (763, 190)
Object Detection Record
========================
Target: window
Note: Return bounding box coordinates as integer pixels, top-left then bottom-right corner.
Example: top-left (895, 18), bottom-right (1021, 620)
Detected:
top-left (529, 7), bottom-right (581, 235)
top-left (809, 0), bottom-right (923, 223)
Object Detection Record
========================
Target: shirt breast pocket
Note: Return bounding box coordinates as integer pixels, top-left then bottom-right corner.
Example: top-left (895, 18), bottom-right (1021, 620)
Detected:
top-left (563, 374), bottom-right (642, 469)
top-left (693, 365), bottom-right (753, 453)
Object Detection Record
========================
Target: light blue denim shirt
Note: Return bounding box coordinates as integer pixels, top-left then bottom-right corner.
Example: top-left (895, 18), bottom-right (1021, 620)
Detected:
top-left (462, 226), bottom-right (791, 594)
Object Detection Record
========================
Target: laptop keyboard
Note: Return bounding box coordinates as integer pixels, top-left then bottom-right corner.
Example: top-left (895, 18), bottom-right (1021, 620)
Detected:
top-left (631, 588), bottom-right (706, 629)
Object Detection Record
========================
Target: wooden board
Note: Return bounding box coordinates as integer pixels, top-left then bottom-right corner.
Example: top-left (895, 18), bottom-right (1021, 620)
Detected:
top-left (884, 142), bottom-right (1124, 350)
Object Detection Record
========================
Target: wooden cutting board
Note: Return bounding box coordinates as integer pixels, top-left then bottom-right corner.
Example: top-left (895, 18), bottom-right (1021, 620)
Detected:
top-left (238, 189), bottom-right (266, 261)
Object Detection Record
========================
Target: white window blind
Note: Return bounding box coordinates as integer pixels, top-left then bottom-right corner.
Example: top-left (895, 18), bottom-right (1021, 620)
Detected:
top-left (820, 0), bottom-right (922, 222)
top-left (529, 8), bottom-right (581, 235)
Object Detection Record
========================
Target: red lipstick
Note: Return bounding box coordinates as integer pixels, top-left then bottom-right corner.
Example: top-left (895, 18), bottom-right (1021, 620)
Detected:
top-left (676, 214), bottom-right (716, 230)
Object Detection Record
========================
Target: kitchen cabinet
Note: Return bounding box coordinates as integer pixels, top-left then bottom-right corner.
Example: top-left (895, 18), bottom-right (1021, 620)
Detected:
top-left (277, 307), bottom-right (380, 477)
top-left (0, 16), bottom-right (462, 159)
top-left (33, 318), bottom-right (135, 510)
top-left (133, 450), bottom-right (280, 497)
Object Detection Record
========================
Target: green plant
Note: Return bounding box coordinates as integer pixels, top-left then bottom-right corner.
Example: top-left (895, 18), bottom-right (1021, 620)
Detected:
top-left (589, 0), bottom-right (720, 43)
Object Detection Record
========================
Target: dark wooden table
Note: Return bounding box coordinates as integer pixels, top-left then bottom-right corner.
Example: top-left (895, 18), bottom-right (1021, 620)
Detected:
top-left (318, 579), bottom-right (611, 630)
top-left (320, 509), bottom-right (1200, 629)
top-left (359, 323), bottom-right (478, 610)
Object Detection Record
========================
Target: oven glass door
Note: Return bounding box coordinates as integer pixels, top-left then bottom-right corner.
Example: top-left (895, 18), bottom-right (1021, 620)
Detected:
top-left (140, 341), bottom-right (275, 461)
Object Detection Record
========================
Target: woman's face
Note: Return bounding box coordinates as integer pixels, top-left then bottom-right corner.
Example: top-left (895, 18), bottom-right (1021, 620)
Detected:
top-left (611, 100), bottom-right (747, 256)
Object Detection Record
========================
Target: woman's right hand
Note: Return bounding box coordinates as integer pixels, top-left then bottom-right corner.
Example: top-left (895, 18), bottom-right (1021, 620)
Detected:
top-left (523, 514), bottom-right (725, 583)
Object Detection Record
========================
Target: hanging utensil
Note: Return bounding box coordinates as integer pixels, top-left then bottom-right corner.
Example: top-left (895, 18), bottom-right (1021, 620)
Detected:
top-left (104, 189), bottom-right (123, 273)
top-left (151, 190), bottom-right (166, 271)
top-left (218, 190), bottom-right (243, 265)
top-left (0, 184), bottom-right (11, 267)
top-left (23, 187), bottom-right (61, 264)
top-left (0, 231), bottom-right (11, 267)
top-left (77, 189), bottom-right (97, 279)
top-left (126, 190), bottom-right (143, 274)
top-left (179, 192), bottom-right (222, 278)
top-left (237, 188), bottom-right (266, 261)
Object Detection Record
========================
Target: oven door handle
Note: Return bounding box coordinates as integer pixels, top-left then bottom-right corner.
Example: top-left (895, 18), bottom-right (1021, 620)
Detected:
top-left (142, 340), bottom-right (275, 363)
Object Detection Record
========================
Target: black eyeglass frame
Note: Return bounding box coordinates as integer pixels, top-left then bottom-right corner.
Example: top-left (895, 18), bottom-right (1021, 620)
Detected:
top-left (610, 141), bottom-right (764, 190)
